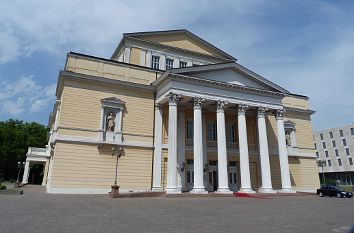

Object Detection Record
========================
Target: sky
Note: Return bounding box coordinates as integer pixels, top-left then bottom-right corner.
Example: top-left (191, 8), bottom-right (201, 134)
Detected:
top-left (0, 0), bottom-right (353, 131)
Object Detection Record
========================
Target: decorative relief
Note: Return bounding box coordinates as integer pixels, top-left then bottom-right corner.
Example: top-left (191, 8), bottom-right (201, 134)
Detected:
top-left (257, 107), bottom-right (268, 118)
top-left (237, 104), bottom-right (248, 115)
top-left (217, 100), bottom-right (228, 112)
top-left (106, 111), bottom-right (116, 132)
top-left (167, 92), bottom-right (181, 105)
top-left (193, 97), bottom-right (205, 110)
top-left (276, 109), bottom-right (285, 120)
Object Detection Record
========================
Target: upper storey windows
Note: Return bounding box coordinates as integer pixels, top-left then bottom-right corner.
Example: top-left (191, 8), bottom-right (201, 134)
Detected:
top-left (179, 61), bottom-right (187, 68)
top-left (151, 55), bottom-right (160, 70)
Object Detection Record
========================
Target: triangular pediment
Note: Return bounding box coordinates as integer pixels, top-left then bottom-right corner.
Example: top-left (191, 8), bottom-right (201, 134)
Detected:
top-left (124, 30), bottom-right (235, 60)
top-left (169, 63), bottom-right (289, 93)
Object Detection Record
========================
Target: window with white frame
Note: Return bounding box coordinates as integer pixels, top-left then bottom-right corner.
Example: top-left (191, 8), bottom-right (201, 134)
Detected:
top-left (284, 121), bottom-right (296, 147)
top-left (151, 55), bottom-right (160, 70)
top-left (329, 131), bottom-right (333, 139)
top-left (338, 158), bottom-right (342, 166)
top-left (228, 124), bottom-right (236, 143)
top-left (342, 138), bottom-right (347, 146)
top-left (179, 61), bottom-right (187, 68)
top-left (328, 160), bottom-right (332, 167)
top-left (186, 119), bottom-right (194, 139)
top-left (320, 133), bottom-right (324, 140)
top-left (346, 148), bottom-right (350, 156)
top-left (349, 158), bottom-right (353, 166)
top-left (339, 129), bottom-right (344, 137)
top-left (166, 58), bottom-right (174, 70)
top-left (332, 140), bottom-right (336, 148)
top-left (351, 127), bottom-right (354, 135)
top-left (335, 149), bottom-right (339, 157)
top-left (100, 97), bottom-right (125, 143)
top-left (208, 121), bottom-right (217, 141)
top-left (322, 141), bottom-right (326, 149)
top-left (325, 151), bottom-right (329, 158)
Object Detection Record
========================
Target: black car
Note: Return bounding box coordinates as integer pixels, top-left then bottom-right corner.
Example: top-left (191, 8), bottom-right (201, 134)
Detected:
top-left (317, 185), bottom-right (353, 198)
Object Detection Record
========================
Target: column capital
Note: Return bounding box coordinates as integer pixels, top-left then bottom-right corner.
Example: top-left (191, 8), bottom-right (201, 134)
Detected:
top-left (257, 107), bottom-right (268, 118)
top-left (237, 104), bottom-right (248, 115)
top-left (275, 109), bottom-right (285, 120)
top-left (217, 100), bottom-right (228, 113)
top-left (167, 92), bottom-right (181, 106)
top-left (193, 97), bottom-right (205, 110)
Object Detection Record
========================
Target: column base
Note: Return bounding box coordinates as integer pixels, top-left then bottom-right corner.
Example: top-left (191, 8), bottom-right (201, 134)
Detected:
top-left (238, 188), bottom-right (256, 194)
top-left (277, 188), bottom-right (296, 193)
top-left (191, 188), bottom-right (208, 194)
top-left (258, 187), bottom-right (276, 193)
top-left (216, 188), bottom-right (233, 194)
top-left (165, 188), bottom-right (182, 194)
top-left (152, 187), bottom-right (163, 192)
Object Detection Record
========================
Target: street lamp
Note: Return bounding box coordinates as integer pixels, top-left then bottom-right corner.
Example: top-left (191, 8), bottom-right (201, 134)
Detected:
top-left (316, 160), bottom-right (326, 185)
top-left (109, 146), bottom-right (124, 198)
top-left (15, 161), bottom-right (26, 188)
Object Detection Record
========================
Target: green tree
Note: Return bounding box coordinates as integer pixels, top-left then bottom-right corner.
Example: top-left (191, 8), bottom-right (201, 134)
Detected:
top-left (0, 119), bottom-right (48, 180)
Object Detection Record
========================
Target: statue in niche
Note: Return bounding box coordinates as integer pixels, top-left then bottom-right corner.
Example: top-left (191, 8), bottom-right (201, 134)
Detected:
top-left (106, 112), bottom-right (115, 132)
top-left (285, 131), bottom-right (291, 146)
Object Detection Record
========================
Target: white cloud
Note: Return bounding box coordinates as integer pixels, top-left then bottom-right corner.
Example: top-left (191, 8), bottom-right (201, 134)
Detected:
top-left (0, 76), bottom-right (56, 116)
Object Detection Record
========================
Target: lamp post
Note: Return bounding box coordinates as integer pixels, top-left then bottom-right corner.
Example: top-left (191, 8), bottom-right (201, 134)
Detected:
top-left (316, 160), bottom-right (326, 185)
top-left (15, 161), bottom-right (26, 188)
top-left (110, 146), bottom-right (124, 198)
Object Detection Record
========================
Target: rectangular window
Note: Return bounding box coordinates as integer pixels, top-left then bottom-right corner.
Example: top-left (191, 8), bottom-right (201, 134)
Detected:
top-left (346, 148), bottom-right (350, 156)
top-left (351, 128), bottom-right (354, 135)
top-left (320, 133), bottom-right (323, 140)
top-left (151, 55), bottom-right (160, 70)
top-left (229, 161), bottom-right (237, 167)
top-left (340, 129), bottom-right (343, 137)
top-left (186, 120), bottom-right (194, 139)
top-left (332, 140), bottom-right (336, 148)
top-left (329, 131), bottom-right (333, 139)
top-left (325, 151), bottom-right (329, 158)
top-left (179, 61), bottom-right (187, 68)
top-left (166, 58), bottom-right (174, 70)
top-left (328, 160), bottom-right (332, 167)
top-left (316, 152), bottom-right (319, 158)
top-left (342, 138), bottom-right (347, 146)
top-left (338, 159), bottom-right (342, 166)
top-left (335, 149), bottom-right (339, 157)
top-left (322, 141), bottom-right (326, 149)
top-left (208, 121), bottom-right (217, 141)
top-left (349, 158), bottom-right (353, 166)
top-left (314, 143), bottom-right (317, 149)
top-left (228, 125), bottom-right (236, 142)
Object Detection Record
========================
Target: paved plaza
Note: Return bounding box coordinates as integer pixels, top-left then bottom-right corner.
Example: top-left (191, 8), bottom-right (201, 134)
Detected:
top-left (1, 185), bottom-right (353, 233)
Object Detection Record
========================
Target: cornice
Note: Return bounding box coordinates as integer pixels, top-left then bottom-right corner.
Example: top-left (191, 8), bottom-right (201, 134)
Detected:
top-left (284, 106), bottom-right (316, 115)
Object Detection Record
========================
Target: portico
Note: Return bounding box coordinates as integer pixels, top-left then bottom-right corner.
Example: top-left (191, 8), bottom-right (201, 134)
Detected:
top-left (151, 64), bottom-right (295, 194)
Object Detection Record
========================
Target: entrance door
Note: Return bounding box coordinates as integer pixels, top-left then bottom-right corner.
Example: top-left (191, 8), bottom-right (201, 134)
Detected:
top-left (207, 164), bottom-right (218, 192)
top-left (228, 161), bottom-right (238, 192)
top-left (186, 167), bottom-right (194, 191)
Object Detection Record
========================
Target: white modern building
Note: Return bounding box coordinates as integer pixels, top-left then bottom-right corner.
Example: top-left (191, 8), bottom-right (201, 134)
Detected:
top-left (314, 123), bottom-right (354, 185)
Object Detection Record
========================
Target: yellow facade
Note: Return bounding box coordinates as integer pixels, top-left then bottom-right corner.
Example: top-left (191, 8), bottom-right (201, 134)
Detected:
top-left (46, 30), bottom-right (319, 194)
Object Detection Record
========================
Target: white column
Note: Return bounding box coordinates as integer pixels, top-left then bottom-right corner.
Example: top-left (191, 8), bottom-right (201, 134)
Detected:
top-left (202, 111), bottom-right (208, 189)
top-left (160, 54), bottom-right (166, 70)
top-left (173, 58), bottom-right (180, 68)
top-left (42, 158), bottom-right (50, 186)
top-left (152, 105), bottom-right (163, 191)
top-left (237, 104), bottom-right (255, 193)
top-left (191, 97), bottom-right (207, 194)
top-left (22, 160), bottom-right (30, 184)
top-left (276, 109), bottom-right (294, 192)
top-left (257, 107), bottom-right (275, 193)
top-left (146, 51), bottom-right (152, 68)
top-left (166, 93), bottom-right (181, 194)
top-left (216, 101), bottom-right (232, 193)
top-left (177, 109), bottom-right (186, 191)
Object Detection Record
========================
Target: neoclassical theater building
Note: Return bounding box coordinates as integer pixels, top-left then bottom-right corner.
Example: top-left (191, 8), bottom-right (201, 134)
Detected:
top-left (23, 30), bottom-right (320, 194)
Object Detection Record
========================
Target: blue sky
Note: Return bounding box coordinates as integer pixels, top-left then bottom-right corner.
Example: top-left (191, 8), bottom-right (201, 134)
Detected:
top-left (0, 0), bottom-right (353, 131)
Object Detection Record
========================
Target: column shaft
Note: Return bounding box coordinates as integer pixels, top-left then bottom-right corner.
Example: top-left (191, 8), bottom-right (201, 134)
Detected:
top-left (166, 93), bottom-right (181, 194)
top-left (177, 110), bottom-right (186, 191)
top-left (276, 110), bottom-right (293, 192)
top-left (238, 105), bottom-right (254, 193)
top-left (217, 101), bottom-right (232, 193)
top-left (192, 97), bottom-right (206, 193)
top-left (152, 105), bottom-right (163, 191)
top-left (22, 160), bottom-right (30, 184)
top-left (257, 107), bottom-right (275, 193)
